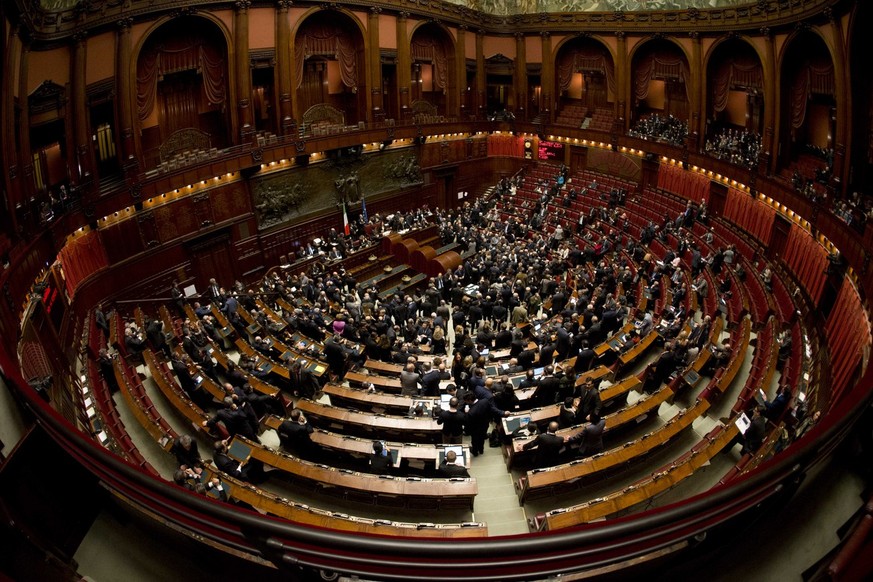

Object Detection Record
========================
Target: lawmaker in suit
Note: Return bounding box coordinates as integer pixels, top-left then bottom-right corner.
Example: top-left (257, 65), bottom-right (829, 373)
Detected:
top-left (438, 450), bottom-right (470, 478)
top-left (521, 421), bottom-right (565, 468)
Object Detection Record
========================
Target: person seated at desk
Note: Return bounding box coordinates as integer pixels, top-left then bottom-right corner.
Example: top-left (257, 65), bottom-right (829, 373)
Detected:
top-left (438, 450), bottom-right (470, 478)
top-left (521, 421), bottom-right (565, 468)
top-left (369, 441), bottom-right (395, 475)
top-left (567, 413), bottom-right (606, 458)
top-left (701, 339), bottom-right (732, 376)
top-left (203, 397), bottom-right (260, 443)
top-left (559, 398), bottom-right (577, 429)
top-left (512, 421), bottom-right (539, 440)
top-left (171, 434), bottom-right (203, 471)
top-left (212, 439), bottom-right (262, 483)
top-left (203, 476), bottom-right (229, 502)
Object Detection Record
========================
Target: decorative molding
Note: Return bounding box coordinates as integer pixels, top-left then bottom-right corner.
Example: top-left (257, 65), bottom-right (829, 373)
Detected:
top-left (276, 0), bottom-right (292, 11)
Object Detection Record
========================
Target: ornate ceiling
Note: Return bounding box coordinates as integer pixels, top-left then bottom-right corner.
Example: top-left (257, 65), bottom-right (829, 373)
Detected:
top-left (446, 0), bottom-right (748, 16)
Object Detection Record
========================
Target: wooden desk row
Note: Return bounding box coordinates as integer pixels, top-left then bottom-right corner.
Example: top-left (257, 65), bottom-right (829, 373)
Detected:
top-left (262, 415), bottom-right (472, 469)
top-left (505, 385), bottom-right (674, 468)
top-left (539, 422), bottom-right (739, 530)
top-left (295, 398), bottom-right (444, 444)
top-left (142, 349), bottom-right (210, 433)
top-left (220, 471), bottom-right (488, 537)
top-left (517, 399), bottom-right (710, 502)
top-left (230, 436), bottom-right (477, 510)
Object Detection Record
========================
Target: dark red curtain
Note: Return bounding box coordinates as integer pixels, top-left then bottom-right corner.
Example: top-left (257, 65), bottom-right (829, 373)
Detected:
top-left (782, 224), bottom-right (828, 304)
top-left (826, 278), bottom-right (870, 405)
top-left (487, 135), bottom-right (524, 158)
top-left (656, 163), bottom-right (711, 203)
top-left (58, 231), bottom-right (109, 297)
top-left (723, 188), bottom-right (775, 245)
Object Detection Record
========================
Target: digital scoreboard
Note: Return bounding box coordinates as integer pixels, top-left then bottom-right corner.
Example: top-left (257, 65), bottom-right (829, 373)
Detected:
top-left (538, 140), bottom-right (563, 161)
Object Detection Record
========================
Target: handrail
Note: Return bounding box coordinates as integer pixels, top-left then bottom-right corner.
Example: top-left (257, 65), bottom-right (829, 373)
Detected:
top-left (5, 333), bottom-right (864, 579)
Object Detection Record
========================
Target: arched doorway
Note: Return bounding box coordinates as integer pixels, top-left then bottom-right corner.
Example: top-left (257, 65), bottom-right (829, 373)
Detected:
top-left (135, 16), bottom-right (230, 167)
top-left (630, 39), bottom-right (691, 134)
top-left (409, 23), bottom-right (456, 118)
top-left (777, 31), bottom-right (836, 190)
top-left (704, 38), bottom-right (764, 167)
top-left (294, 11), bottom-right (366, 124)
top-left (554, 36), bottom-right (615, 130)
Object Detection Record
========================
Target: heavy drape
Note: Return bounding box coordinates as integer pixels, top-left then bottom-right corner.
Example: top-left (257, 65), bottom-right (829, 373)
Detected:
top-left (723, 188), bottom-right (775, 245)
top-left (57, 231), bottom-right (109, 297)
top-left (294, 25), bottom-right (358, 91)
top-left (782, 224), bottom-right (828, 304)
top-left (486, 134), bottom-right (524, 157)
top-left (656, 163), bottom-right (711, 203)
top-left (633, 54), bottom-right (690, 104)
top-left (137, 37), bottom-right (226, 121)
top-left (556, 48), bottom-right (615, 98)
top-left (790, 61), bottom-right (835, 130)
top-left (826, 278), bottom-right (871, 404)
top-left (710, 58), bottom-right (763, 113)
top-left (411, 38), bottom-right (448, 93)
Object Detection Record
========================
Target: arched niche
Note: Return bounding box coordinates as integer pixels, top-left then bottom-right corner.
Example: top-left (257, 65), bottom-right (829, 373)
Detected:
top-left (705, 38), bottom-right (765, 138)
top-left (553, 36), bottom-right (615, 121)
top-left (408, 22), bottom-right (457, 117)
top-left (293, 10), bottom-right (367, 124)
top-left (630, 38), bottom-right (691, 125)
top-left (135, 16), bottom-right (231, 168)
top-left (777, 30), bottom-right (836, 186)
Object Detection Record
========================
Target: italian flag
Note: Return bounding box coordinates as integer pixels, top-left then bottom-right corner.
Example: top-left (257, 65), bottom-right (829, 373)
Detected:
top-left (342, 201), bottom-right (350, 236)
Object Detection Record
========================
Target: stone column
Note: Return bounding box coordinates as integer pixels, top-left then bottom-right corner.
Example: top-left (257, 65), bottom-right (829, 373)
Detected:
top-left (761, 27), bottom-right (776, 176)
top-left (369, 7), bottom-right (383, 122)
top-left (455, 25), bottom-right (466, 119)
top-left (235, 0), bottom-right (254, 142)
top-left (615, 31), bottom-right (628, 132)
top-left (397, 12), bottom-right (411, 119)
top-left (540, 32), bottom-right (553, 123)
top-left (2, 25), bottom-right (22, 233)
top-left (515, 32), bottom-right (527, 120)
top-left (826, 9), bottom-right (848, 192)
top-left (116, 18), bottom-right (136, 163)
top-left (275, 0), bottom-right (294, 135)
top-left (72, 33), bottom-right (95, 193)
top-left (689, 31), bottom-right (702, 153)
top-left (476, 29), bottom-right (485, 117)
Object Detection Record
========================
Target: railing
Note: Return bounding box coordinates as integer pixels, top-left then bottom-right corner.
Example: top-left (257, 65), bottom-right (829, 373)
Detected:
top-left (3, 333), bottom-right (866, 579)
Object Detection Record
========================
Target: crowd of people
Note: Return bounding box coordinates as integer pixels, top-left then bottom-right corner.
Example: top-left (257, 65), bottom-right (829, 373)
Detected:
top-left (629, 113), bottom-right (689, 146)
top-left (704, 127), bottom-right (762, 169)
top-left (96, 163), bottom-right (806, 500)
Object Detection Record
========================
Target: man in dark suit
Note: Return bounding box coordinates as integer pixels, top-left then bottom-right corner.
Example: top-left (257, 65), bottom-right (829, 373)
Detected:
top-left (576, 380), bottom-right (602, 424)
top-left (574, 340), bottom-right (596, 374)
top-left (212, 439), bottom-right (265, 483)
top-left (278, 409), bottom-right (318, 460)
top-left (420, 362), bottom-right (442, 397)
top-left (522, 421), bottom-right (565, 468)
top-left (568, 413), bottom-right (606, 458)
top-left (463, 392), bottom-right (508, 457)
top-left (438, 450), bottom-right (470, 477)
top-left (533, 367), bottom-right (560, 407)
top-left (555, 322), bottom-right (572, 362)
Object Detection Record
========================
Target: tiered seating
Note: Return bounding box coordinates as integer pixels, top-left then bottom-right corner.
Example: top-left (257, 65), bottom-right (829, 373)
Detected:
top-left (113, 353), bottom-right (178, 452)
top-left (555, 102), bottom-right (587, 127)
top-left (535, 423), bottom-right (739, 530)
top-left (588, 107), bottom-right (614, 132)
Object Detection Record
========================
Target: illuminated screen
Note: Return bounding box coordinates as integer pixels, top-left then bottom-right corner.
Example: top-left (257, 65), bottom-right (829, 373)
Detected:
top-left (538, 140), bottom-right (563, 161)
